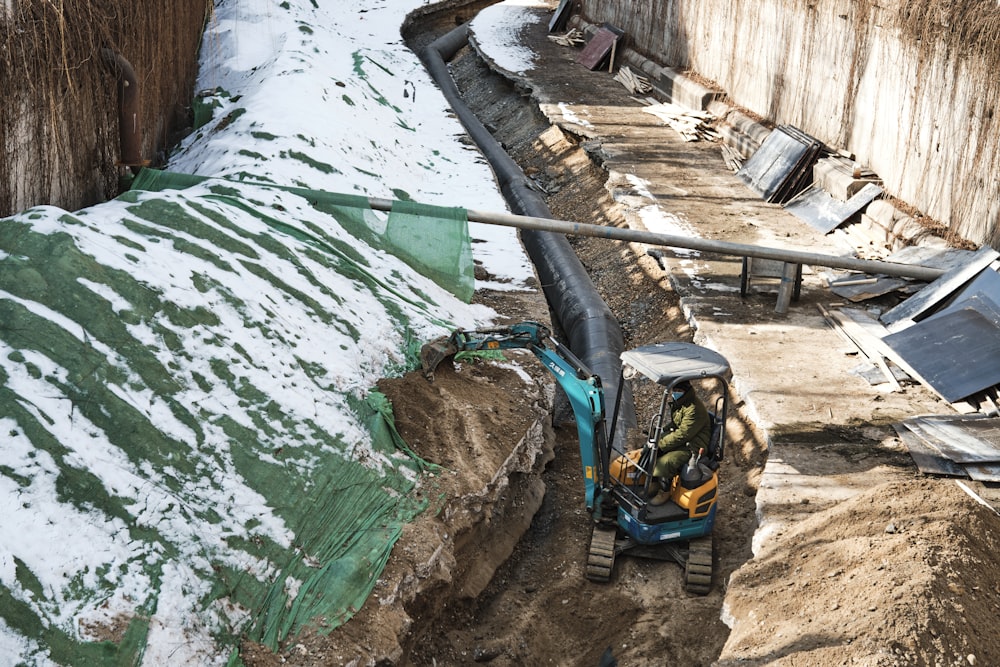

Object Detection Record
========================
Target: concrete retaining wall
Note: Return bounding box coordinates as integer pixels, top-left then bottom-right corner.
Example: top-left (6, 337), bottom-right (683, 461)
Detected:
top-left (575, 0), bottom-right (1000, 248)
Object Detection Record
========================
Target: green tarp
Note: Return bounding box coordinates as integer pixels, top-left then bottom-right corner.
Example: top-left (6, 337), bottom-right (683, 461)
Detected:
top-left (0, 174), bottom-right (475, 664)
top-left (130, 168), bottom-right (475, 303)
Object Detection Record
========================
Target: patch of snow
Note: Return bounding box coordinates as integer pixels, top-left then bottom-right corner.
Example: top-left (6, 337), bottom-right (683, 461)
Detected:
top-left (470, 0), bottom-right (549, 75)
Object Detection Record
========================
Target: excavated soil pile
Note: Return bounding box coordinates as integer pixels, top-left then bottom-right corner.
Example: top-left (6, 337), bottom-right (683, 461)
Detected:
top-left (721, 480), bottom-right (1000, 666)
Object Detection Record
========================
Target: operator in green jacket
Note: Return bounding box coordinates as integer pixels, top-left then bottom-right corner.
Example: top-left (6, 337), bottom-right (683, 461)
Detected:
top-left (649, 380), bottom-right (711, 506)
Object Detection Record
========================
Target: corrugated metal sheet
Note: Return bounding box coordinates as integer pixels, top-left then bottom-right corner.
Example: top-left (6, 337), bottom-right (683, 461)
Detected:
top-left (896, 415), bottom-right (1000, 482)
top-left (883, 306), bottom-right (1000, 403)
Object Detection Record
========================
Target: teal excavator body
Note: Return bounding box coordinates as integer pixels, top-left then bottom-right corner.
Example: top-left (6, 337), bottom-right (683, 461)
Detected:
top-left (420, 321), bottom-right (732, 594)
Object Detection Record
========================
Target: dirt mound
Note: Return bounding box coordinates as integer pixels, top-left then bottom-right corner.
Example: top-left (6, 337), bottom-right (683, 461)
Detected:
top-left (720, 479), bottom-right (1000, 666)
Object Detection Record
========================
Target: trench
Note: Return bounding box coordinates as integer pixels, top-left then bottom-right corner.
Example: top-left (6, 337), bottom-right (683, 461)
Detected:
top-left (398, 4), bottom-right (768, 666)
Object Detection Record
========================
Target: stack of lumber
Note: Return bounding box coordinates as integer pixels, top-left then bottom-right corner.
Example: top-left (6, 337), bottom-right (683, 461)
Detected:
top-left (613, 66), bottom-right (651, 94)
top-left (548, 29), bottom-right (585, 47)
top-left (721, 144), bottom-right (744, 172)
top-left (641, 102), bottom-right (718, 141)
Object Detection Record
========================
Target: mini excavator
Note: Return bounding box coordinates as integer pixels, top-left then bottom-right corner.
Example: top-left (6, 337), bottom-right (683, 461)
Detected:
top-left (420, 321), bottom-right (731, 594)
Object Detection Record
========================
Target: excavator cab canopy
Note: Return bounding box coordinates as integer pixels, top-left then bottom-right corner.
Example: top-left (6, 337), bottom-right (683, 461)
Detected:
top-left (616, 341), bottom-right (732, 467)
top-left (620, 341), bottom-right (731, 389)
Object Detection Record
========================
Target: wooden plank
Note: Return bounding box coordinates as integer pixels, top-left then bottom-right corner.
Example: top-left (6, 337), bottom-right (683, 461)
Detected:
top-left (642, 102), bottom-right (715, 141)
top-left (838, 306), bottom-right (951, 393)
top-left (817, 304), bottom-right (902, 391)
top-left (614, 66), bottom-right (651, 94)
top-left (817, 303), bottom-right (859, 347)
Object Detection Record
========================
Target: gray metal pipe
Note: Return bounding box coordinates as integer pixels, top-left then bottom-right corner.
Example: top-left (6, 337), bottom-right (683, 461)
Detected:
top-left (366, 197), bottom-right (947, 282)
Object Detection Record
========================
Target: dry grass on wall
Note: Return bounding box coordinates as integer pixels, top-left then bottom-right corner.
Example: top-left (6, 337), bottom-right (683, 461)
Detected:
top-left (894, 0), bottom-right (1000, 64)
top-left (0, 1), bottom-right (210, 217)
top-left (769, 0), bottom-right (999, 245)
top-left (888, 0), bottom-right (1000, 245)
top-left (579, 0), bottom-right (1000, 246)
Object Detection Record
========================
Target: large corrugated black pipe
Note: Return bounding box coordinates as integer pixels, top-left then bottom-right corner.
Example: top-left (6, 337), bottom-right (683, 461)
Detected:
top-left (420, 24), bottom-right (636, 433)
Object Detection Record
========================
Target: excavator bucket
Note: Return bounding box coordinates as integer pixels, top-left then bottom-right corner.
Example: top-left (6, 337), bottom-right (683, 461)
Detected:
top-left (420, 335), bottom-right (459, 380)
top-left (419, 322), bottom-right (546, 380)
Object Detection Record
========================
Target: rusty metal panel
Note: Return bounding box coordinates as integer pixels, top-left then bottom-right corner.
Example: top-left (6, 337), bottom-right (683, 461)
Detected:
top-left (577, 25), bottom-right (624, 70)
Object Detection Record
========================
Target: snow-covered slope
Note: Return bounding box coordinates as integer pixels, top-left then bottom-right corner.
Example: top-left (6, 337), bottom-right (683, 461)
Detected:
top-left (0, 1), bottom-right (534, 664)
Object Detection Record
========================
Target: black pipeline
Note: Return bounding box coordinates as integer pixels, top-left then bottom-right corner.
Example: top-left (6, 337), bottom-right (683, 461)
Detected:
top-left (420, 22), bottom-right (637, 433)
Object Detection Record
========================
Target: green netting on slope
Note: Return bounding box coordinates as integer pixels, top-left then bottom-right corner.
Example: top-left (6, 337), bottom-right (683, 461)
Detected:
top-left (0, 187), bottom-right (453, 664)
top-left (0, 575), bottom-right (148, 667)
top-left (192, 90), bottom-right (229, 131)
top-left (243, 391), bottom-right (431, 651)
top-left (130, 168), bottom-right (474, 302)
top-left (387, 199), bottom-right (472, 300)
